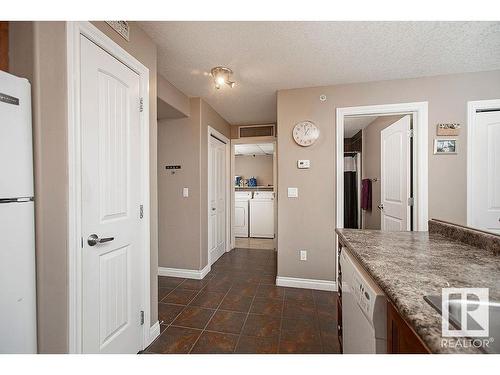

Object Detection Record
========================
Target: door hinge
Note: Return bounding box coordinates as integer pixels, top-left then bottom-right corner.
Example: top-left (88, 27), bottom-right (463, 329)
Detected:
top-left (139, 97), bottom-right (144, 113)
top-left (81, 237), bottom-right (84, 248)
top-left (408, 129), bottom-right (414, 138)
top-left (140, 310), bottom-right (145, 325)
top-left (139, 204), bottom-right (144, 219)
top-left (408, 197), bottom-right (414, 206)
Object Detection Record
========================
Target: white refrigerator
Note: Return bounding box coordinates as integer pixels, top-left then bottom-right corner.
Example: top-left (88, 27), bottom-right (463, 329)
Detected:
top-left (0, 70), bottom-right (37, 353)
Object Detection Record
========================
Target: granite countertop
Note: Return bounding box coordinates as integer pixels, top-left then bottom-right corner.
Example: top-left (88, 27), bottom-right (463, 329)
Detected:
top-left (336, 224), bottom-right (500, 354)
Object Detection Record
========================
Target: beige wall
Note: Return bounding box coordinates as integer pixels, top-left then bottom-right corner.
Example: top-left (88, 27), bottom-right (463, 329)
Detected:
top-left (361, 115), bottom-right (403, 230)
top-left (158, 98), bottom-right (202, 270)
top-left (9, 21), bottom-right (159, 352)
top-left (235, 155), bottom-right (274, 186)
top-left (158, 73), bottom-right (190, 119)
top-left (157, 98), bottom-right (231, 271)
top-left (277, 70), bottom-right (500, 282)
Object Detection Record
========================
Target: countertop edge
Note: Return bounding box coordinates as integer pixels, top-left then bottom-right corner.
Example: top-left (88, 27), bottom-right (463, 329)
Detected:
top-left (336, 230), bottom-right (434, 353)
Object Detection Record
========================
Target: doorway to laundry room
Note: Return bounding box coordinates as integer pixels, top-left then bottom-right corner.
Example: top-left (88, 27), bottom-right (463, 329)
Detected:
top-left (231, 141), bottom-right (276, 251)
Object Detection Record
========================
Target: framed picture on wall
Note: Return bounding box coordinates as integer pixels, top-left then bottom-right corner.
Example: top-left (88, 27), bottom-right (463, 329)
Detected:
top-left (434, 139), bottom-right (457, 154)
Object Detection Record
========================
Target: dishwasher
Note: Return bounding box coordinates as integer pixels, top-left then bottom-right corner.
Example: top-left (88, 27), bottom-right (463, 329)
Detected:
top-left (340, 248), bottom-right (387, 353)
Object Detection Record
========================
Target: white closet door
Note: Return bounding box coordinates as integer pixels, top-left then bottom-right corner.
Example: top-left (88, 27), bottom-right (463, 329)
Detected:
top-left (209, 136), bottom-right (226, 264)
top-left (470, 111), bottom-right (500, 233)
top-left (380, 115), bottom-right (411, 231)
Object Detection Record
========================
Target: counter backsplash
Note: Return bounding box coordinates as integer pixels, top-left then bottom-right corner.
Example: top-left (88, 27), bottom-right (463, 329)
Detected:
top-left (428, 219), bottom-right (500, 255)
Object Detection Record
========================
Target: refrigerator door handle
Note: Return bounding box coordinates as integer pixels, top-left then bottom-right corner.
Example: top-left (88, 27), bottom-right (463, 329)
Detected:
top-left (0, 197), bottom-right (34, 204)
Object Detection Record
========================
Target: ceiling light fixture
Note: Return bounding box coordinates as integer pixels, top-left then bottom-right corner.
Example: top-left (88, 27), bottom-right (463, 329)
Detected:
top-left (210, 66), bottom-right (235, 89)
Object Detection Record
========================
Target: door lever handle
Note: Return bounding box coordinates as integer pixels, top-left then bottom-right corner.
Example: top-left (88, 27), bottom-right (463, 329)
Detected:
top-left (377, 204), bottom-right (384, 210)
top-left (87, 234), bottom-right (115, 246)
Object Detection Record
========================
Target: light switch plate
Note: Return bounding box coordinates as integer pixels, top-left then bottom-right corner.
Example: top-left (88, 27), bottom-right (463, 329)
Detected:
top-left (300, 250), bottom-right (307, 261)
top-left (183, 187), bottom-right (189, 197)
top-left (297, 160), bottom-right (310, 169)
top-left (287, 187), bottom-right (298, 198)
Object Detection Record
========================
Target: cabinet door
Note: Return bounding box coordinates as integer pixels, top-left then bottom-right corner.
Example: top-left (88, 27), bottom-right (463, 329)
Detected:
top-left (387, 302), bottom-right (429, 353)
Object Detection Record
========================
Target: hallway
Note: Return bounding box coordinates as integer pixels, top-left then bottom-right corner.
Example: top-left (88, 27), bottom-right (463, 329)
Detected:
top-left (234, 238), bottom-right (275, 250)
top-left (146, 248), bottom-right (339, 354)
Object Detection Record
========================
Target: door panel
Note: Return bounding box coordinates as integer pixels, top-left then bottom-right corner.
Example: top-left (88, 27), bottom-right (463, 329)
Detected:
top-left (80, 35), bottom-right (143, 353)
top-left (471, 111), bottom-right (500, 233)
top-left (98, 72), bottom-right (129, 221)
top-left (0, 201), bottom-right (37, 353)
top-left (99, 246), bottom-right (129, 345)
top-left (249, 200), bottom-right (274, 238)
top-left (234, 201), bottom-right (248, 237)
top-left (209, 136), bottom-right (226, 265)
top-left (380, 115), bottom-right (411, 231)
top-left (0, 71), bottom-right (33, 198)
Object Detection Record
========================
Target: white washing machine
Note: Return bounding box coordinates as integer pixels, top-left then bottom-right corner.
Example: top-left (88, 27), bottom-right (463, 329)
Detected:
top-left (340, 248), bottom-right (387, 353)
top-left (249, 191), bottom-right (275, 238)
top-left (234, 191), bottom-right (252, 237)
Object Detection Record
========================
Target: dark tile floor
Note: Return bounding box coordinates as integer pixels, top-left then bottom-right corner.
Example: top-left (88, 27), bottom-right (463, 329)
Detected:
top-left (144, 248), bottom-right (340, 354)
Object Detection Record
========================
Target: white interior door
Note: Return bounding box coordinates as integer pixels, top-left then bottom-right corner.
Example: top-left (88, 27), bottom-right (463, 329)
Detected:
top-left (209, 136), bottom-right (227, 265)
top-left (380, 115), bottom-right (411, 231)
top-left (80, 35), bottom-right (143, 353)
top-left (470, 110), bottom-right (500, 233)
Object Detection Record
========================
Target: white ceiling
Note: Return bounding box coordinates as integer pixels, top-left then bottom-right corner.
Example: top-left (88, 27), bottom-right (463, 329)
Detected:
top-left (139, 21), bottom-right (500, 125)
top-left (344, 116), bottom-right (379, 138)
top-left (235, 143), bottom-right (274, 156)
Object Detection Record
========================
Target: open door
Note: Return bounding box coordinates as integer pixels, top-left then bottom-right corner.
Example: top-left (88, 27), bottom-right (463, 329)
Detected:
top-left (380, 115), bottom-right (411, 231)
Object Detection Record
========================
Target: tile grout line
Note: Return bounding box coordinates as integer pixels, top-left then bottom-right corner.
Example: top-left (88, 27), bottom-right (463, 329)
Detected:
top-left (151, 277), bottom-right (210, 351)
top-left (187, 279), bottom-right (234, 354)
top-left (276, 287), bottom-right (286, 354)
top-left (152, 251), bottom-right (290, 354)
top-left (312, 291), bottom-right (324, 353)
top-left (232, 278), bottom-right (262, 353)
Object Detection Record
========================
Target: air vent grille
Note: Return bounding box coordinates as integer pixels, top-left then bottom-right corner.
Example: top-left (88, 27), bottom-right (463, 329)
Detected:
top-left (239, 124), bottom-right (275, 138)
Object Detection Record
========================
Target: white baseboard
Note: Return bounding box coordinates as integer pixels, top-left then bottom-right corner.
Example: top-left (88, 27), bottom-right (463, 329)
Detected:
top-left (276, 276), bottom-right (337, 291)
top-left (158, 264), bottom-right (211, 280)
top-left (147, 321), bottom-right (160, 347)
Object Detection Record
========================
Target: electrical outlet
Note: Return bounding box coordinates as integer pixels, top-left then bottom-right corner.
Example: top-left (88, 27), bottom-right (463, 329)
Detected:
top-left (300, 250), bottom-right (307, 261)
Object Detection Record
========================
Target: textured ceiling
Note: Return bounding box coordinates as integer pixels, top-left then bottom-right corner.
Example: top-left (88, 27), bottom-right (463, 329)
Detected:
top-left (235, 143), bottom-right (274, 156)
top-left (344, 116), bottom-right (379, 138)
top-left (139, 21), bottom-right (500, 125)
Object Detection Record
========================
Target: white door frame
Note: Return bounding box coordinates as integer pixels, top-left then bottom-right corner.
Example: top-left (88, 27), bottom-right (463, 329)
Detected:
top-left (207, 126), bottom-right (231, 266)
top-left (335, 102), bottom-right (429, 284)
top-left (66, 21), bottom-right (152, 353)
top-left (230, 136), bottom-right (277, 250)
top-left (467, 99), bottom-right (500, 226)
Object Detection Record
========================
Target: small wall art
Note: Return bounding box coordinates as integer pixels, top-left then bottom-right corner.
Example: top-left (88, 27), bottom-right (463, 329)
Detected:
top-left (434, 139), bottom-right (457, 154)
top-left (436, 123), bottom-right (460, 136)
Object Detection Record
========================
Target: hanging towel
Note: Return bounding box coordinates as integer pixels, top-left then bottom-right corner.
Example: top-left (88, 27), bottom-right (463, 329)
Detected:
top-left (344, 171), bottom-right (358, 229)
top-left (361, 179), bottom-right (372, 211)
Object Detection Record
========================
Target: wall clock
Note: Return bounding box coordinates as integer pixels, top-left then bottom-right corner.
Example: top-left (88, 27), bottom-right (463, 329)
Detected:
top-left (293, 120), bottom-right (320, 147)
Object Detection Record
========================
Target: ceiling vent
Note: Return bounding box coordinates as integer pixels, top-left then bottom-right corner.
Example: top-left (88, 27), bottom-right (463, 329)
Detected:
top-left (238, 124), bottom-right (275, 138)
